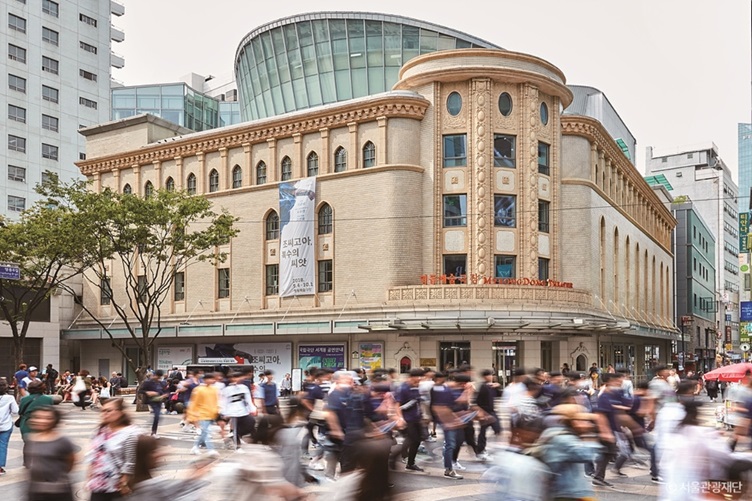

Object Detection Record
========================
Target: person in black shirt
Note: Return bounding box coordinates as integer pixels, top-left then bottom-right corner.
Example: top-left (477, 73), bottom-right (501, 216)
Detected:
top-left (140, 370), bottom-right (167, 437)
top-left (396, 368), bottom-right (425, 471)
top-left (476, 369), bottom-right (501, 460)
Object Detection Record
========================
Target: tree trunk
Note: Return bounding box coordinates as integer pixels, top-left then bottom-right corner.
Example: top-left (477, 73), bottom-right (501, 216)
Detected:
top-left (134, 348), bottom-right (151, 412)
top-left (13, 335), bottom-right (24, 403)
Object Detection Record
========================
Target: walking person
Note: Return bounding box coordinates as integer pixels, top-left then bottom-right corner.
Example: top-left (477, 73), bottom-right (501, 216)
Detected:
top-left (139, 370), bottom-right (167, 438)
top-left (220, 372), bottom-right (256, 450)
top-left (476, 368), bottom-right (501, 460)
top-left (430, 372), bottom-right (465, 480)
top-left (25, 406), bottom-right (76, 501)
top-left (18, 380), bottom-right (54, 468)
top-left (86, 398), bottom-right (141, 500)
top-left (395, 368), bottom-right (425, 471)
top-left (72, 370), bottom-right (93, 410)
top-left (255, 370), bottom-right (279, 415)
top-left (43, 365), bottom-right (58, 395)
top-left (0, 380), bottom-right (19, 475)
top-left (188, 372), bottom-right (221, 457)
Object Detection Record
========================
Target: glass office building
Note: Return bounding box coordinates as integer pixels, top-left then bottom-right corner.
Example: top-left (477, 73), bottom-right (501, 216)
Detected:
top-left (111, 84), bottom-right (242, 132)
top-left (739, 123), bottom-right (752, 212)
top-left (234, 12), bottom-right (499, 120)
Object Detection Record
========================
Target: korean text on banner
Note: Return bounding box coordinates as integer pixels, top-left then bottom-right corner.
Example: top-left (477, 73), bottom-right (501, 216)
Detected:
top-left (279, 177), bottom-right (316, 297)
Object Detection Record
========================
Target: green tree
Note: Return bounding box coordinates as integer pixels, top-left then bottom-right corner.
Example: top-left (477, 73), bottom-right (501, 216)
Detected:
top-left (57, 185), bottom-right (238, 407)
top-left (0, 175), bottom-right (97, 396)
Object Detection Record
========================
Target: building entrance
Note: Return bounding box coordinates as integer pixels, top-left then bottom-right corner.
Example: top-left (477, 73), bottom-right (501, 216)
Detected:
top-left (493, 342), bottom-right (517, 386)
top-left (439, 342), bottom-right (470, 371)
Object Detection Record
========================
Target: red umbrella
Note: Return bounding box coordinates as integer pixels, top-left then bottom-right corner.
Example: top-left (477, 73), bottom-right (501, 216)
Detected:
top-left (703, 362), bottom-right (752, 382)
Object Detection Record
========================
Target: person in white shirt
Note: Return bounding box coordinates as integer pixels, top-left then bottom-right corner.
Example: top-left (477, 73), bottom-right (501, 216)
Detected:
top-left (220, 372), bottom-right (256, 451)
top-left (0, 380), bottom-right (19, 475)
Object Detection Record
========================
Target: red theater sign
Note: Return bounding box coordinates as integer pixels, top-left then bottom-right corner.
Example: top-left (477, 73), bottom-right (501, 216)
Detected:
top-left (420, 274), bottom-right (573, 288)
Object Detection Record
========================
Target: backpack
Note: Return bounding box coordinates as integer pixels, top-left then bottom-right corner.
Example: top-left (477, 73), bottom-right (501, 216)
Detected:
top-left (46, 369), bottom-right (58, 382)
top-left (120, 376), bottom-right (129, 388)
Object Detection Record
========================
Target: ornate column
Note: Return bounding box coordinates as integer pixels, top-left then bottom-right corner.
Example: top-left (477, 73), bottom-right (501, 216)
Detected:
top-left (471, 78), bottom-right (492, 277)
top-left (521, 83), bottom-right (540, 278)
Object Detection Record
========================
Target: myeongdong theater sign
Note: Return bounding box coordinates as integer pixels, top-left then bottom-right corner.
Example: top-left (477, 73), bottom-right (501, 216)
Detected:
top-left (419, 274), bottom-right (574, 288)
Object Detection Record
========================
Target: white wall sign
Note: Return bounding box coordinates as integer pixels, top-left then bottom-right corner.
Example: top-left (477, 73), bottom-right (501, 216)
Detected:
top-left (196, 342), bottom-right (292, 375)
top-left (156, 346), bottom-right (193, 371)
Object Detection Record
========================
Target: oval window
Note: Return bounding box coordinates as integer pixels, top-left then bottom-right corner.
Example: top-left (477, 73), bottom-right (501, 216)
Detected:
top-left (498, 92), bottom-right (513, 116)
top-left (446, 92), bottom-right (462, 116)
top-left (540, 101), bottom-right (549, 125)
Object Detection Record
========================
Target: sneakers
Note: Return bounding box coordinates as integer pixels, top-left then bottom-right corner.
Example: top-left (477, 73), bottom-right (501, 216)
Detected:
top-left (151, 433), bottom-right (159, 439)
top-left (309, 460), bottom-right (325, 471)
top-left (592, 478), bottom-right (614, 487)
top-left (0, 467), bottom-right (5, 475)
top-left (476, 452), bottom-right (490, 461)
top-left (405, 464), bottom-right (424, 472)
top-left (611, 468), bottom-right (627, 478)
top-left (206, 450), bottom-right (220, 458)
top-left (452, 461), bottom-right (466, 471)
top-left (190, 446), bottom-right (201, 455)
top-left (444, 469), bottom-right (463, 480)
top-left (651, 476), bottom-right (664, 484)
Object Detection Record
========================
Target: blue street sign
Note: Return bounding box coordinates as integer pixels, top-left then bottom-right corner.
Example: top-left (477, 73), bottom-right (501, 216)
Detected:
top-left (0, 262), bottom-right (20, 280)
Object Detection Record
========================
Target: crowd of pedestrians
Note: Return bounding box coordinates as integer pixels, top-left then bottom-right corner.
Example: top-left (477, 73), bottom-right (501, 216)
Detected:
top-left (3, 361), bottom-right (752, 500)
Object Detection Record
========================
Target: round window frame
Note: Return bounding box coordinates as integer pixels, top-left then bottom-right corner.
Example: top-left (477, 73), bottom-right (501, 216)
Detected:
top-left (498, 92), bottom-right (513, 116)
top-left (446, 92), bottom-right (462, 116)
top-left (540, 101), bottom-right (549, 125)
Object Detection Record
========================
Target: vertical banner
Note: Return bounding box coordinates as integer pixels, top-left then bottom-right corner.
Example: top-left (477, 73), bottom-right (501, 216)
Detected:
top-left (359, 342), bottom-right (383, 371)
top-left (279, 177), bottom-right (316, 297)
top-left (740, 212), bottom-right (749, 252)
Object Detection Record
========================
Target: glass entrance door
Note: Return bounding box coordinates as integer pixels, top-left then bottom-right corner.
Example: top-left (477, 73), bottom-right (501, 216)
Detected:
top-left (439, 342), bottom-right (471, 371)
top-left (493, 342), bottom-right (517, 386)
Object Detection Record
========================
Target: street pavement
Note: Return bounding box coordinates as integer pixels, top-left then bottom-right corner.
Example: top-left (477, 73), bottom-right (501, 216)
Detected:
top-left (0, 399), bottom-right (722, 500)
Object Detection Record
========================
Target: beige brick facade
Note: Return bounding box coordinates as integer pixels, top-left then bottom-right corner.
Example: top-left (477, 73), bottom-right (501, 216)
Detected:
top-left (70, 50), bottom-right (678, 381)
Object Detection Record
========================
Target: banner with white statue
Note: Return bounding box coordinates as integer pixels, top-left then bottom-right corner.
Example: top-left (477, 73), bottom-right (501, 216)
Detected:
top-left (279, 177), bottom-right (316, 297)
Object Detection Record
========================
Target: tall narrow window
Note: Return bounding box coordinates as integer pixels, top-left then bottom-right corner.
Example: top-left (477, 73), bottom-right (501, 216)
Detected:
top-left (625, 237), bottom-right (631, 311)
top-left (307, 152), bottom-right (319, 177)
top-left (144, 181), bottom-right (154, 199)
top-left (444, 195), bottom-right (467, 227)
top-left (538, 201), bottom-right (550, 233)
top-left (362, 141), bottom-right (376, 168)
top-left (443, 134), bottom-right (467, 167)
top-left (538, 258), bottom-right (550, 281)
top-left (600, 218), bottom-right (606, 299)
top-left (538, 142), bottom-right (550, 176)
top-left (209, 169), bottom-right (219, 192)
top-left (266, 211), bottom-right (279, 240)
top-left (256, 161), bottom-right (267, 184)
top-left (265, 264), bottom-right (279, 296)
top-left (334, 147), bottom-right (347, 172)
top-left (613, 228), bottom-right (619, 304)
top-left (493, 134), bottom-right (516, 168)
top-left (494, 195), bottom-right (516, 228)
top-left (174, 272), bottom-right (185, 301)
top-left (136, 275), bottom-right (147, 302)
top-left (281, 156), bottom-right (292, 181)
top-left (232, 165), bottom-right (242, 188)
top-left (318, 203), bottom-right (332, 234)
top-left (186, 173), bottom-right (196, 195)
top-left (318, 260), bottom-right (333, 292)
top-left (165, 177), bottom-right (175, 192)
top-left (100, 278), bottom-right (112, 305)
top-left (218, 268), bottom-right (230, 299)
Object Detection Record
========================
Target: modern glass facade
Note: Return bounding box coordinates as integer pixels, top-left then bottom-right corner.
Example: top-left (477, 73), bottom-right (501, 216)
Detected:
top-left (234, 12), bottom-right (499, 120)
top-left (739, 123), bottom-right (752, 212)
top-left (111, 84), bottom-right (242, 132)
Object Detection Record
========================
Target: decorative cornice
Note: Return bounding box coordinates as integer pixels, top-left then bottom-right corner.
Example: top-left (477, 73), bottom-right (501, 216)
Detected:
top-left (561, 116), bottom-right (676, 226)
top-left (77, 95), bottom-right (430, 176)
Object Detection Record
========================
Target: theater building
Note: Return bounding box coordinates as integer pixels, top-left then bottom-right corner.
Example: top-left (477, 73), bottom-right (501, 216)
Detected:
top-left (66, 13), bottom-right (678, 383)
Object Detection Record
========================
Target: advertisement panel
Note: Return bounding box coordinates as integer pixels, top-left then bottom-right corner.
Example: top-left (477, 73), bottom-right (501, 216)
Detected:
top-left (297, 344), bottom-right (346, 373)
top-left (279, 177), bottom-right (316, 297)
top-left (741, 322), bottom-right (751, 344)
top-left (196, 342), bottom-right (292, 374)
top-left (156, 346), bottom-right (193, 371)
top-left (740, 212), bottom-right (749, 252)
top-left (741, 301), bottom-right (752, 322)
top-left (359, 342), bottom-right (383, 372)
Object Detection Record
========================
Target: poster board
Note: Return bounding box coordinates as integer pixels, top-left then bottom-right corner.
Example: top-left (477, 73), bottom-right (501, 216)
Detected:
top-left (358, 342), bottom-right (383, 371)
top-left (298, 344), bottom-right (346, 373)
top-left (156, 346), bottom-right (193, 371)
top-left (196, 342), bottom-right (292, 375)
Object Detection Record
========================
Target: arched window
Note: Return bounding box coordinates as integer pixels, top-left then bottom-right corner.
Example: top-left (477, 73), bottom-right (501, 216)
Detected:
top-left (123, 183), bottom-right (132, 195)
top-left (209, 169), bottom-right (219, 192)
top-left (232, 165), bottom-right (242, 188)
top-left (266, 210), bottom-right (279, 240)
top-left (144, 181), bottom-right (154, 199)
top-left (644, 250), bottom-right (649, 313)
top-left (318, 203), bottom-right (332, 235)
top-left (186, 173), bottom-right (197, 195)
top-left (634, 243), bottom-right (640, 315)
top-left (599, 218), bottom-right (606, 299)
top-left (334, 147), bottom-right (347, 172)
top-left (281, 156), bottom-right (292, 181)
top-left (613, 228), bottom-right (619, 304)
top-left (256, 161), bottom-right (267, 185)
top-left (625, 237), bottom-right (630, 310)
top-left (307, 152), bottom-right (319, 177)
top-left (165, 177), bottom-right (175, 192)
top-left (362, 141), bottom-right (376, 168)
top-left (400, 357), bottom-right (412, 374)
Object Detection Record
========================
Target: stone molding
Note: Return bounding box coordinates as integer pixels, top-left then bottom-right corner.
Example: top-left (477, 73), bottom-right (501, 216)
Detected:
top-left (387, 284), bottom-right (592, 306)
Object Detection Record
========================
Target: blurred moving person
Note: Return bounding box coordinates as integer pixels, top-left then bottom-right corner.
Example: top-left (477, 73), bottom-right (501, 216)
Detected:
top-left (25, 406), bottom-right (76, 501)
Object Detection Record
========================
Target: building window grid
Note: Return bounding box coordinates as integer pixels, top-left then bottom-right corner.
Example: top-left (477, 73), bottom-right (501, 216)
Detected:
top-left (307, 152), bottom-right (319, 177)
top-left (209, 169), bottom-right (219, 192)
top-left (443, 194), bottom-right (467, 227)
top-left (8, 195), bottom-right (25, 212)
top-left (538, 142), bottom-right (550, 176)
top-left (265, 264), bottom-right (279, 296)
top-left (42, 114), bottom-right (58, 132)
top-left (494, 195), bottom-right (517, 228)
top-left (42, 56), bottom-right (59, 75)
top-left (100, 278), bottom-right (112, 305)
top-left (281, 157), bottom-right (292, 181)
top-left (8, 74), bottom-right (26, 93)
top-left (318, 204), bottom-right (332, 234)
top-left (42, 0), bottom-right (59, 17)
top-left (8, 135), bottom-right (26, 153)
top-left (334, 147), bottom-right (347, 172)
top-left (8, 165), bottom-right (26, 182)
top-left (256, 161), bottom-right (267, 184)
top-left (9, 14), bottom-right (26, 34)
top-left (80, 41), bottom-right (97, 54)
top-left (362, 141), bottom-right (376, 167)
top-left (266, 211), bottom-right (280, 240)
top-left (79, 13), bottom-right (97, 27)
top-left (42, 27), bottom-right (59, 46)
top-left (174, 272), bottom-right (185, 301)
top-left (495, 255), bottom-right (516, 278)
top-left (79, 69), bottom-right (97, 82)
top-left (218, 268), bottom-right (230, 299)
top-left (539, 257), bottom-right (550, 281)
top-left (443, 134), bottom-right (467, 167)
top-left (165, 177), bottom-right (175, 192)
top-left (538, 200), bottom-right (550, 233)
top-left (232, 165), bottom-right (242, 188)
top-left (318, 260), bottom-right (333, 292)
top-left (42, 85), bottom-right (58, 103)
top-left (8, 104), bottom-right (26, 123)
top-left (42, 143), bottom-right (58, 160)
top-left (186, 173), bottom-right (197, 195)
top-left (8, 44), bottom-right (26, 64)
top-left (493, 134), bottom-right (516, 168)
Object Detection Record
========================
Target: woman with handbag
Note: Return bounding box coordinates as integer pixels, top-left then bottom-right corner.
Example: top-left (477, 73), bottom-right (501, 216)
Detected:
top-left (18, 380), bottom-right (54, 468)
top-left (0, 379), bottom-right (19, 475)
